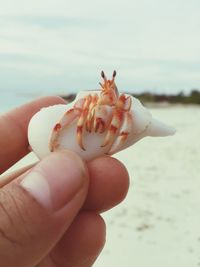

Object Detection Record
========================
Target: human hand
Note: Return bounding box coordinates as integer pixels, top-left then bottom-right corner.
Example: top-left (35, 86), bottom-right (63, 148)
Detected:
top-left (0, 96), bottom-right (129, 267)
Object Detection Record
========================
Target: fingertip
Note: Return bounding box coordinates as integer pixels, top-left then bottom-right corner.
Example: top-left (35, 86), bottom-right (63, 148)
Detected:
top-left (52, 211), bottom-right (106, 267)
top-left (35, 95), bottom-right (66, 105)
top-left (84, 156), bottom-right (130, 212)
top-left (67, 212), bottom-right (106, 250)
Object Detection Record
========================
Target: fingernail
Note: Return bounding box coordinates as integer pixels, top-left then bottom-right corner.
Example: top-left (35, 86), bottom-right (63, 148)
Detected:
top-left (20, 151), bottom-right (87, 211)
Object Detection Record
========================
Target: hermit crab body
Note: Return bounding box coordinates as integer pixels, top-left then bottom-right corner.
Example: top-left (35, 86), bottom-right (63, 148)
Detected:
top-left (50, 71), bottom-right (133, 155)
top-left (28, 71), bottom-right (175, 161)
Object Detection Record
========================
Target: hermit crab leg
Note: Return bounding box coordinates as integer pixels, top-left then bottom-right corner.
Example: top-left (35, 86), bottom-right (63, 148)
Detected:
top-left (49, 107), bottom-right (82, 151)
top-left (85, 94), bottom-right (98, 132)
top-left (107, 112), bottom-right (132, 155)
top-left (76, 95), bottom-right (93, 150)
top-left (116, 94), bottom-right (132, 111)
top-left (93, 105), bottom-right (113, 133)
top-left (101, 94), bottom-right (132, 148)
top-left (101, 109), bottom-right (123, 148)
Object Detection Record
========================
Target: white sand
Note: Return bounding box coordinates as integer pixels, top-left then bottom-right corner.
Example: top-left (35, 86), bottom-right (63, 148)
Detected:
top-left (4, 105), bottom-right (200, 267)
top-left (95, 105), bottom-right (200, 267)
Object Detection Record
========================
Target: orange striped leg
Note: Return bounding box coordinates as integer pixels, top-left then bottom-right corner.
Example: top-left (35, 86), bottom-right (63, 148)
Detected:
top-left (85, 94), bottom-right (98, 132)
top-left (76, 95), bottom-right (93, 150)
top-left (101, 95), bottom-right (132, 148)
top-left (93, 105), bottom-right (113, 133)
top-left (107, 112), bottom-right (132, 155)
top-left (101, 108), bottom-right (123, 147)
top-left (116, 94), bottom-right (132, 111)
top-left (49, 107), bottom-right (82, 152)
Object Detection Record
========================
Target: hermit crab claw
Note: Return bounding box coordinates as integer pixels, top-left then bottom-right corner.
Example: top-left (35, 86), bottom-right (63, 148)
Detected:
top-left (28, 72), bottom-right (175, 161)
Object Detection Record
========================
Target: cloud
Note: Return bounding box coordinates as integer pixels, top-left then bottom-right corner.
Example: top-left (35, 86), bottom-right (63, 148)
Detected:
top-left (1, 15), bottom-right (103, 29)
top-left (0, 0), bottom-right (200, 95)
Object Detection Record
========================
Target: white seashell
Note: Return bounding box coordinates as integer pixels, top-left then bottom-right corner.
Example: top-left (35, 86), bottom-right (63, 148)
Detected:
top-left (28, 90), bottom-right (175, 161)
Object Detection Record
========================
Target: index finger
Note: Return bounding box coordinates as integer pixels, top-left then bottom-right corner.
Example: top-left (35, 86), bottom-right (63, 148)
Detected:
top-left (0, 96), bottom-right (65, 174)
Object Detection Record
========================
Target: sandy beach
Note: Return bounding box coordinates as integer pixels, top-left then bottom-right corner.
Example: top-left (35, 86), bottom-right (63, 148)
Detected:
top-left (95, 105), bottom-right (200, 267)
top-left (4, 105), bottom-right (200, 267)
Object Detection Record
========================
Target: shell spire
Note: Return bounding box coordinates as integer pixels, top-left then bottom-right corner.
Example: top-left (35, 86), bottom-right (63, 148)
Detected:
top-left (147, 118), bottom-right (175, 137)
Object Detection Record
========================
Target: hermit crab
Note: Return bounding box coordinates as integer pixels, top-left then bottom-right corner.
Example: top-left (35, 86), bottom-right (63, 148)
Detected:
top-left (28, 71), bottom-right (175, 161)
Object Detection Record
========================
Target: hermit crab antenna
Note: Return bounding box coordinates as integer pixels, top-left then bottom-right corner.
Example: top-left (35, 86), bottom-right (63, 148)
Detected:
top-left (99, 82), bottom-right (103, 88)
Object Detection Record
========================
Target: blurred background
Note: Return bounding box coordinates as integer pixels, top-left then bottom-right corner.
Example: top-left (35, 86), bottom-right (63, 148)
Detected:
top-left (1, 0), bottom-right (200, 266)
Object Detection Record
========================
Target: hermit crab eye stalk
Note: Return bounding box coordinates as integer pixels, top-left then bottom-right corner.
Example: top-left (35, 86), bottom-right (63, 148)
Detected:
top-left (113, 70), bottom-right (117, 78)
top-left (101, 70), bottom-right (116, 79)
top-left (101, 70), bottom-right (105, 79)
top-left (101, 70), bottom-right (116, 84)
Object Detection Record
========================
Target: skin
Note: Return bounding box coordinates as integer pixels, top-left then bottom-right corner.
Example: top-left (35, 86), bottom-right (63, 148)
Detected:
top-left (0, 96), bottom-right (129, 267)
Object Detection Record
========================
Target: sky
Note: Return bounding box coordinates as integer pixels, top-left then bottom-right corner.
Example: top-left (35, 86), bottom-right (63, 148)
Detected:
top-left (0, 0), bottom-right (200, 97)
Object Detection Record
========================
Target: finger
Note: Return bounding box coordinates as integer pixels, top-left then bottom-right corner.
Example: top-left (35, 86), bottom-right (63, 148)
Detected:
top-left (0, 96), bottom-right (65, 174)
top-left (1, 155), bottom-right (129, 213)
top-left (0, 163), bottom-right (36, 188)
top-left (84, 156), bottom-right (130, 212)
top-left (38, 211), bottom-right (105, 267)
top-left (0, 151), bottom-right (89, 267)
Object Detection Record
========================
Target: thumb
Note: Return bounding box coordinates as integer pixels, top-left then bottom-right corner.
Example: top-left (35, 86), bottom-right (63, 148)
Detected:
top-left (0, 151), bottom-right (89, 267)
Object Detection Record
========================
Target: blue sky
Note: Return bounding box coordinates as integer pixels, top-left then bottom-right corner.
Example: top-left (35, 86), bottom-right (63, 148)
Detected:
top-left (0, 0), bottom-right (200, 96)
